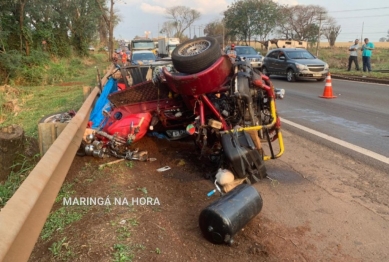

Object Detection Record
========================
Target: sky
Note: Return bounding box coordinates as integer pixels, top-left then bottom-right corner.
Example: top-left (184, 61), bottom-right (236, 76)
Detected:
top-left (113, 0), bottom-right (389, 43)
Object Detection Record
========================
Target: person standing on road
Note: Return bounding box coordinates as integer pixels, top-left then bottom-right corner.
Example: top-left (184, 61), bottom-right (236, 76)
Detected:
top-left (347, 39), bottom-right (360, 71)
top-left (361, 38), bottom-right (374, 72)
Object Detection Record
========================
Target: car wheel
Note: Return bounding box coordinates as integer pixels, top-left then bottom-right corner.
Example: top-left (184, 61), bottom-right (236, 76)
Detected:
top-left (316, 78), bottom-right (325, 82)
top-left (171, 37), bottom-right (221, 74)
top-left (262, 67), bottom-right (270, 76)
top-left (286, 69), bottom-right (296, 82)
top-left (39, 112), bottom-right (73, 123)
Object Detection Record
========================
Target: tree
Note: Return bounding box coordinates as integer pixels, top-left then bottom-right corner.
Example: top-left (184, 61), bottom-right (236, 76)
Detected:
top-left (379, 37), bottom-right (387, 42)
top-left (277, 5), bottom-right (328, 41)
top-left (254, 0), bottom-right (281, 41)
top-left (166, 6), bottom-right (201, 40)
top-left (160, 21), bottom-right (177, 38)
top-left (322, 24), bottom-right (341, 47)
top-left (224, 0), bottom-right (257, 45)
top-left (321, 15), bottom-right (341, 47)
top-left (223, 0), bottom-right (281, 45)
top-left (204, 20), bottom-right (224, 37)
top-left (95, 0), bottom-right (121, 60)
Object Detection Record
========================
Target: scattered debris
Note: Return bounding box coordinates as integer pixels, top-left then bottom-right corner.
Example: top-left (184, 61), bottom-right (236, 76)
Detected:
top-left (157, 166), bottom-right (171, 172)
top-left (177, 159), bottom-right (186, 166)
top-left (98, 159), bottom-right (125, 169)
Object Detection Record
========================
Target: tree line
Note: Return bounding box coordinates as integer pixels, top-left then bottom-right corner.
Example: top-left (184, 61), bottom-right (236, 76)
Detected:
top-left (205, 0), bottom-right (341, 47)
top-left (0, 0), bottom-right (115, 57)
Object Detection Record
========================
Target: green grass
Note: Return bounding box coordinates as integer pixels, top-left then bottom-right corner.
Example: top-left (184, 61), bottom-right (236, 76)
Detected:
top-left (136, 187), bottom-right (148, 195)
top-left (113, 244), bottom-right (134, 262)
top-left (0, 53), bottom-right (108, 137)
top-left (116, 226), bottom-right (132, 241)
top-left (48, 237), bottom-right (76, 260)
top-left (329, 69), bottom-right (389, 79)
top-left (41, 206), bottom-right (89, 240)
top-left (308, 46), bottom-right (389, 78)
top-left (55, 183), bottom-right (75, 203)
top-left (0, 153), bottom-right (39, 208)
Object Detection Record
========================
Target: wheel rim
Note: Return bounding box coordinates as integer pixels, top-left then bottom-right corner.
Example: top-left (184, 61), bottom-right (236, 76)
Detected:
top-left (178, 40), bottom-right (211, 57)
top-left (287, 70), bottom-right (293, 81)
top-left (42, 113), bottom-right (72, 123)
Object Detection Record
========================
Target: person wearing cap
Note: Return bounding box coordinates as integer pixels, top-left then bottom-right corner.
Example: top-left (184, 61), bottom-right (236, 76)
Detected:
top-left (227, 44), bottom-right (237, 63)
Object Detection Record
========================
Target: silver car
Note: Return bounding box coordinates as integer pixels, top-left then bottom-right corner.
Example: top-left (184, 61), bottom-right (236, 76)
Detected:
top-left (262, 48), bottom-right (329, 82)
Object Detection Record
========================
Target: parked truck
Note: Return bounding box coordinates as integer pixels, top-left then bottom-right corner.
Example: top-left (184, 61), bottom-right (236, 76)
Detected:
top-left (130, 38), bottom-right (155, 52)
top-left (158, 38), bottom-right (180, 58)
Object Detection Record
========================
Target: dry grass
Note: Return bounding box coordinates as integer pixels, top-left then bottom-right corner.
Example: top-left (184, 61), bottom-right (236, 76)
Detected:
top-left (319, 42), bottom-right (389, 48)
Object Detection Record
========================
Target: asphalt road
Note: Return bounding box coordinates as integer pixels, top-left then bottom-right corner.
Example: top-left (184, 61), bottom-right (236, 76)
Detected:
top-left (270, 76), bottom-right (389, 162)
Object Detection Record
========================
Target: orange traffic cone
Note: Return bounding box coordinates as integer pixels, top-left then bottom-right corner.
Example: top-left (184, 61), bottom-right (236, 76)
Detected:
top-left (319, 72), bottom-right (337, 99)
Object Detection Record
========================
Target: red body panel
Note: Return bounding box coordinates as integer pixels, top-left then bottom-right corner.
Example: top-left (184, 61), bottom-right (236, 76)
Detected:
top-left (103, 112), bottom-right (152, 142)
top-left (162, 55), bottom-right (233, 95)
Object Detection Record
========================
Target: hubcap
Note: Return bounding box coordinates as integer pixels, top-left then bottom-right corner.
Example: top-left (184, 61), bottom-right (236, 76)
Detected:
top-left (178, 40), bottom-right (211, 57)
top-left (287, 71), bottom-right (293, 81)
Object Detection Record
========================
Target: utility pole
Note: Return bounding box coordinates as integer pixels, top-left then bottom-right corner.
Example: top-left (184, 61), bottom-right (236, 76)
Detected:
top-left (360, 21), bottom-right (364, 42)
top-left (316, 12), bottom-right (325, 57)
top-left (198, 26), bottom-right (201, 37)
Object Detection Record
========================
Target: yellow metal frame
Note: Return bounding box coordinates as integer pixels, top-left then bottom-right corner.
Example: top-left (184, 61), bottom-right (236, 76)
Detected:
top-left (224, 98), bottom-right (285, 160)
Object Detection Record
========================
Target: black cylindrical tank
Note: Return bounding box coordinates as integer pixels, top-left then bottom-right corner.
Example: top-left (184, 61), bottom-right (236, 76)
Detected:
top-left (199, 183), bottom-right (263, 245)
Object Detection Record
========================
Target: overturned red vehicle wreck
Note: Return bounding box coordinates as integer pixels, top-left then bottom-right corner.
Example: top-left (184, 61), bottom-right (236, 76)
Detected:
top-left (86, 37), bottom-right (285, 244)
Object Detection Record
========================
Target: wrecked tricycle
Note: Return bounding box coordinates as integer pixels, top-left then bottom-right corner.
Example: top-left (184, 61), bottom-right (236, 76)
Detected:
top-left (87, 37), bottom-right (285, 245)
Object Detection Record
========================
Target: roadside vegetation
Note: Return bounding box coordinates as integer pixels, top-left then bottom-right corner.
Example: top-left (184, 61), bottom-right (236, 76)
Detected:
top-left (0, 52), bottom-right (107, 211)
top-left (0, 53), bottom-right (108, 136)
top-left (310, 46), bottom-right (389, 78)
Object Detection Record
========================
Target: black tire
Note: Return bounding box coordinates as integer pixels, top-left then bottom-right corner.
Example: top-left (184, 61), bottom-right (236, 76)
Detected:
top-left (39, 112), bottom-right (72, 123)
top-left (262, 66), bottom-right (270, 76)
top-left (171, 37), bottom-right (221, 74)
top-left (286, 69), bottom-right (296, 82)
top-left (316, 78), bottom-right (325, 82)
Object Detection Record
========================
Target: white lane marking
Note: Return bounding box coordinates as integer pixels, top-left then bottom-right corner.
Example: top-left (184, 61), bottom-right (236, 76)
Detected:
top-left (281, 117), bottom-right (389, 165)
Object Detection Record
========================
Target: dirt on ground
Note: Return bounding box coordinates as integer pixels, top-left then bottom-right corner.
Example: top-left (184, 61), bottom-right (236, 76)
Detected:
top-left (29, 129), bottom-right (389, 262)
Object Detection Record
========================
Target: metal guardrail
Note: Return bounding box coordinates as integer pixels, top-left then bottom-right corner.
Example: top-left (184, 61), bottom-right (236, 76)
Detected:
top-left (0, 65), bottom-right (113, 262)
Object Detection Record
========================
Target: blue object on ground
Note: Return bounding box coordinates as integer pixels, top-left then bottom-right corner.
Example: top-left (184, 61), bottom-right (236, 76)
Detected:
top-left (89, 78), bottom-right (118, 129)
top-left (207, 189), bottom-right (216, 197)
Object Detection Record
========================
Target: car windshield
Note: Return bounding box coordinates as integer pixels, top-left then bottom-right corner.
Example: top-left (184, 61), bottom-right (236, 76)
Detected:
top-left (132, 42), bottom-right (155, 49)
top-left (168, 45), bottom-right (177, 52)
top-left (235, 46), bottom-right (257, 55)
top-left (132, 53), bottom-right (155, 61)
top-left (285, 50), bottom-right (315, 59)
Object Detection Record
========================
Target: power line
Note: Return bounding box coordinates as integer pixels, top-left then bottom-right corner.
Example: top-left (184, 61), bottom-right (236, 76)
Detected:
top-left (342, 31), bottom-right (388, 33)
top-left (342, 24), bottom-right (389, 28)
top-left (334, 14), bottom-right (389, 19)
top-left (329, 7), bottom-right (389, 13)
